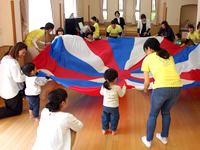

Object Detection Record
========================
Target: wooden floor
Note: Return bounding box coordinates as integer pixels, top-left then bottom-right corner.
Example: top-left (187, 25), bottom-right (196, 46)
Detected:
top-left (0, 81), bottom-right (200, 150)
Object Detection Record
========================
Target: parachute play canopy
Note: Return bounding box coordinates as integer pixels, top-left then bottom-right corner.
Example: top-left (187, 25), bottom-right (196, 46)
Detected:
top-left (32, 35), bottom-right (200, 96)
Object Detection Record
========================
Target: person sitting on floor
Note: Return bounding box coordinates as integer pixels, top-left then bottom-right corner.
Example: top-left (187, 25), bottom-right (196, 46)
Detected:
top-left (32, 88), bottom-right (83, 150)
top-left (106, 20), bottom-right (122, 39)
top-left (182, 24), bottom-right (200, 46)
top-left (174, 33), bottom-right (182, 45)
top-left (156, 21), bottom-right (175, 42)
top-left (80, 25), bottom-right (95, 39)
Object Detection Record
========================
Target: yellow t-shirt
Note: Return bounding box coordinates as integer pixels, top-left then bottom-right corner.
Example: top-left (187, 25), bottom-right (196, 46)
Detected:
top-left (187, 30), bottom-right (200, 45)
top-left (107, 24), bottom-right (122, 37)
top-left (93, 23), bottom-right (99, 38)
top-left (25, 29), bottom-right (45, 48)
top-left (141, 52), bottom-right (182, 89)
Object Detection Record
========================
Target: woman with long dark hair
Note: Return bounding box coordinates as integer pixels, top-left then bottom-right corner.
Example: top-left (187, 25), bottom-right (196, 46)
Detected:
top-left (0, 42), bottom-right (27, 119)
top-left (157, 21), bottom-right (175, 41)
top-left (141, 38), bottom-right (182, 148)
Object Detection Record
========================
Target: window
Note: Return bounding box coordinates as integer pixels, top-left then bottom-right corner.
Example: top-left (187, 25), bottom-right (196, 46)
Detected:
top-left (29, 0), bottom-right (53, 31)
top-left (103, 0), bottom-right (108, 20)
top-left (151, 0), bottom-right (156, 22)
top-left (64, 0), bottom-right (74, 18)
top-left (135, 0), bottom-right (140, 21)
top-left (119, 0), bottom-right (123, 17)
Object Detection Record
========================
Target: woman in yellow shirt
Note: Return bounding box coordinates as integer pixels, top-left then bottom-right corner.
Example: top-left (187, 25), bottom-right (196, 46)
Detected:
top-left (141, 38), bottom-right (182, 148)
top-left (106, 20), bottom-right (122, 39)
top-left (25, 22), bottom-right (54, 62)
top-left (182, 24), bottom-right (200, 46)
top-left (91, 16), bottom-right (100, 40)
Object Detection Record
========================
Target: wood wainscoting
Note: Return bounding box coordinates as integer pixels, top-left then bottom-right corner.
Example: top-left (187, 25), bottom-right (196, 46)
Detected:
top-left (0, 45), bottom-right (25, 66)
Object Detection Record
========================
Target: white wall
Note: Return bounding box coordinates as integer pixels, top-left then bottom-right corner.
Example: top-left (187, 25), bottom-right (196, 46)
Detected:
top-left (0, 0), bottom-right (199, 46)
top-left (166, 0), bottom-right (198, 25)
top-left (51, 0), bottom-right (65, 30)
top-left (78, 0), bottom-right (198, 25)
top-left (0, 0), bottom-right (14, 46)
top-left (180, 4), bottom-right (197, 27)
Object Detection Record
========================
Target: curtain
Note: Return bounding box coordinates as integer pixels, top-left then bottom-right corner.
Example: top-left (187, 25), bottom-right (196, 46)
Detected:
top-left (197, 0), bottom-right (200, 25)
top-left (20, 0), bottom-right (29, 41)
top-left (131, 0), bottom-right (137, 25)
top-left (51, 0), bottom-right (65, 30)
top-left (50, 0), bottom-right (57, 29)
top-left (123, 0), bottom-right (127, 21)
top-left (99, 0), bottom-right (104, 24)
top-left (74, 0), bottom-right (78, 17)
top-left (153, 0), bottom-right (160, 25)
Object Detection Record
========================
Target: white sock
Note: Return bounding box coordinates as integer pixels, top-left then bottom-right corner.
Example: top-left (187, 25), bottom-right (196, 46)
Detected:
top-left (156, 133), bottom-right (168, 144)
top-left (142, 136), bottom-right (151, 148)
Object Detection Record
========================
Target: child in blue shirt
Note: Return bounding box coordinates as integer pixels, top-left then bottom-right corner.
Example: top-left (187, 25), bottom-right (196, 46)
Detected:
top-left (174, 33), bottom-right (182, 45)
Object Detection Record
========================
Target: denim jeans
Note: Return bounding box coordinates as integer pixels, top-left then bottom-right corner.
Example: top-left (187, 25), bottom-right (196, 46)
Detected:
top-left (26, 95), bottom-right (40, 118)
top-left (146, 87), bottom-right (181, 141)
top-left (101, 106), bottom-right (120, 131)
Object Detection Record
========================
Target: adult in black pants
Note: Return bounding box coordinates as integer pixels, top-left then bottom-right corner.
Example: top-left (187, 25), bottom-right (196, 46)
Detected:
top-left (137, 14), bottom-right (151, 37)
top-left (114, 11), bottom-right (126, 36)
top-left (0, 42), bottom-right (27, 119)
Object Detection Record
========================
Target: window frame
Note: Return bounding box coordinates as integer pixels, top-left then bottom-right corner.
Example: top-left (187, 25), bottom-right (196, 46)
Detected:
top-left (64, 0), bottom-right (74, 19)
top-left (29, 0), bottom-right (53, 32)
top-left (151, 0), bottom-right (156, 22)
top-left (103, 0), bottom-right (108, 20)
top-left (135, 0), bottom-right (141, 21)
top-left (118, 0), bottom-right (123, 17)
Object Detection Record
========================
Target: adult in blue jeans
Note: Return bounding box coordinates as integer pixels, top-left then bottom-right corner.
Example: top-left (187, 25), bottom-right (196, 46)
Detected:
top-left (141, 38), bottom-right (182, 148)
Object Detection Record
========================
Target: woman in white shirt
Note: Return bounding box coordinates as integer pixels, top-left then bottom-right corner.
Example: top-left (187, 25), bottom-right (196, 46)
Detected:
top-left (32, 88), bottom-right (83, 150)
top-left (137, 14), bottom-right (151, 37)
top-left (0, 42), bottom-right (27, 119)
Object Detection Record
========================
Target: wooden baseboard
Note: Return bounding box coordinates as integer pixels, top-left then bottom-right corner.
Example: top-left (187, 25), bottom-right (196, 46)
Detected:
top-left (0, 46), bottom-right (12, 60)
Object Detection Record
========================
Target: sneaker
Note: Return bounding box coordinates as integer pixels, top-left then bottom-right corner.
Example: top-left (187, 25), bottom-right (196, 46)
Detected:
top-left (156, 133), bottom-right (167, 144)
top-left (142, 136), bottom-right (151, 148)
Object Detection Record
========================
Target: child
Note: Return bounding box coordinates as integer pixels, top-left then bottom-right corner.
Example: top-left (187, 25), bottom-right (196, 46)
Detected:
top-left (100, 68), bottom-right (126, 135)
top-left (32, 88), bottom-right (83, 150)
top-left (22, 62), bottom-right (50, 122)
top-left (56, 27), bottom-right (64, 36)
top-left (174, 33), bottom-right (182, 45)
top-left (91, 16), bottom-right (100, 40)
top-left (80, 25), bottom-right (95, 38)
top-left (53, 27), bottom-right (64, 41)
top-left (84, 32), bottom-right (94, 42)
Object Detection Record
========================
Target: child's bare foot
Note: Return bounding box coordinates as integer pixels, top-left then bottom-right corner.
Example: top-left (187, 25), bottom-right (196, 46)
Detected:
top-left (29, 110), bottom-right (33, 119)
top-left (102, 130), bottom-right (107, 135)
top-left (112, 130), bottom-right (117, 136)
top-left (35, 117), bottom-right (40, 122)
